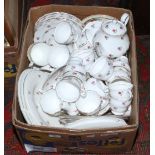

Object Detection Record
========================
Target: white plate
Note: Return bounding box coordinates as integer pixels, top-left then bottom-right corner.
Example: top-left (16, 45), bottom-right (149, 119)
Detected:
top-left (18, 69), bottom-right (33, 124)
top-left (65, 116), bottom-right (127, 129)
top-left (23, 69), bottom-right (48, 125)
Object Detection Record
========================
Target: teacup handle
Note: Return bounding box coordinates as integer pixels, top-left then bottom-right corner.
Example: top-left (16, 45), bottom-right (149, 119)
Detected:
top-left (120, 13), bottom-right (129, 26)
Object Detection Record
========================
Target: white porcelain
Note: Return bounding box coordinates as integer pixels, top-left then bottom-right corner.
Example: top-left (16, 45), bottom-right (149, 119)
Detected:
top-left (109, 80), bottom-right (133, 91)
top-left (76, 90), bottom-right (101, 116)
top-left (82, 14), bottom-right (115, 24)
top-left (123, 105), bottom-right (131, 117)
top-left (84, 78), bottom-right (109, 99)
top-left (72, 49), bottom-right (95, 66)
top-left (84, 78), bottom-right (110, 115)
top-left (54, 21), bottom-right (75, 44)
top-left (27, 43), bottom-right (50, 66)
top-left (111, 106), bottom-right (127, 115)
top-left (41, 67), bottom-right (64, 92)
top-left (110, 98), bottom-right (131, 108)
top-left (83, 21), bottom-right (103, 45)
top-left (35, 12), bottom-right (83, 30)
top-left (107, 69), bottom-right (131, 83)
top-left (94, 32), bottom-right (129, 58)
top-left (98, 103), bottom-right (110, 116)
top-left (110, 90), bottom-right (133, 102)
top-left (82, 15), bottom-right (114, 45)
top-left (48, 45), bottom-right (70, 68)
top-left (112, 59), bottom-right (131, 72)
top-left (40, 89), bottom-right (61, 115)
top-left (33, 74), bottom-right (64, 127)
top-left (113, 66), bottom-right (131, 76)
top-left (88, 56), bottom-right (113, 81)
top-left (65, 116), bottom-right (127, 129)
top-left (23, 69), bottom-right (50, 125)
top-left (64, 64), bottom-right (86, 75)
top-left (62, 102), bottom-right (79, 116)
top-left (56, 79), bottom-right (80, 103)
top-left (93, 13), bottom-right (130, 58)
top-left (68, 57), bottom-right (83, 65)
top-left (75, 31), bottom-right (93, 50)
top-left (18, 69), bottom-right (33, 124)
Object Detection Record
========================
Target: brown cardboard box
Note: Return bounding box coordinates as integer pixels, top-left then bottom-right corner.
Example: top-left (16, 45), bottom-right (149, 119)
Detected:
top-left (12, 4), bottom-right (139, 154)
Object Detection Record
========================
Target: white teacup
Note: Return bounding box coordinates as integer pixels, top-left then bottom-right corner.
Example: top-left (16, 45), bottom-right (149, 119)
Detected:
top-left (107, 69), bottom-right (131, 83)
top-left (110, 90), bottom-right (133, 102)
top-left (112, 56), bottom-right (131, 72)
top-left (88, 56), bottom-right (114, 81)
top-left (56, 78), bottom-right (81, 103)
top-left (109, 80), bottom-right (133, 91)
top-left (54, 21), bottom-right (76, 44)
top-left (110, 98), bottom-right (131, 108)
top-left (84, 78), bottom-right (109, 99)
top-left (40, 89), bottom-right (61, 116)
top-left (111, 106), bottom-right (127, 116)
top-left (76, 90), bottom-right (101, 116)
top-left (27, 43), bottom-right (50, 66)
top-left (48, 45), bottom-right (70, 68)
top-left (110, 98), bottom-right (131, 116)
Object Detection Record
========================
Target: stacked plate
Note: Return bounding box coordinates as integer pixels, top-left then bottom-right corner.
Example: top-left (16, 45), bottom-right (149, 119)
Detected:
top-left (18, 12), bottom-right (133, 129)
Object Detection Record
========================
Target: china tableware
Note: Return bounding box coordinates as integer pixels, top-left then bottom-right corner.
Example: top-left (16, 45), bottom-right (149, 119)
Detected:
top-left (98, 103), bottom-right (110, 116)
top-left (40, 89), bottom-right (62, 115)
top-left (72, 49), bottom-right (95, 66)
top-left (54, 21), bottom-right (76, 44)
top-left (33, 74), bottom-right (64, 127)
top-left (94, 13), bottom-right (130, 58)
top-left (65, 116), bottom-right (127, 129)
top-left (48, 45), bottom-right (70, 68)
top-left (87, 56), bottom-right (113, 81)
top-left (108, 80), bottom-right (133, 91)
top-left (62, 102), bottom-right (79, 116)
top-left (56, 79), bottom-right (81, 103)
top-left (27, 43), bottom-right (50, 66)
top-left (106, 69), bottom-right (131, 83)
top-left (41, 67), bottom-right (64, 93)
top-left (82, 14), bottom-right (115, 25)
top-left (76, 90), bottom-right (101, 115)
top-left (82, 15), bottom-right (114, 45)
top-left (18, 69), bottom-right (34, 124)
top-left (110, 89), bottom-right (133, 102)
top-left (84, 78), bottom-right (109, 98)
top-left (23, 69), bottom-right (50, 125)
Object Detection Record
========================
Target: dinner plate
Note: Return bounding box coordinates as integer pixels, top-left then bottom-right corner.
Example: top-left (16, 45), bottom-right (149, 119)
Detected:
top-left (65, 116), bottom-right (127, 129)
top-left (23, 69), bottom-right (48, 125)
top-left (18, 69), bottom-right (33, 124)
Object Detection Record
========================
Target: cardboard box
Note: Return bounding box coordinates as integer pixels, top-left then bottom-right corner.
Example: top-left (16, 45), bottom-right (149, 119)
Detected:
top-left (12, 4), bottom-right (139, 154)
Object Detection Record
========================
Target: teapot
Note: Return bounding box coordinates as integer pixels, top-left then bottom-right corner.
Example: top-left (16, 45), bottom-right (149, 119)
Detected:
top-left (94, 13), bottom-right (130, 58)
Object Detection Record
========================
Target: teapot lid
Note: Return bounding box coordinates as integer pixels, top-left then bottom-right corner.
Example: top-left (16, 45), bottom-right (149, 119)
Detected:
top-left (102, 20), bottom-right (127, 36)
